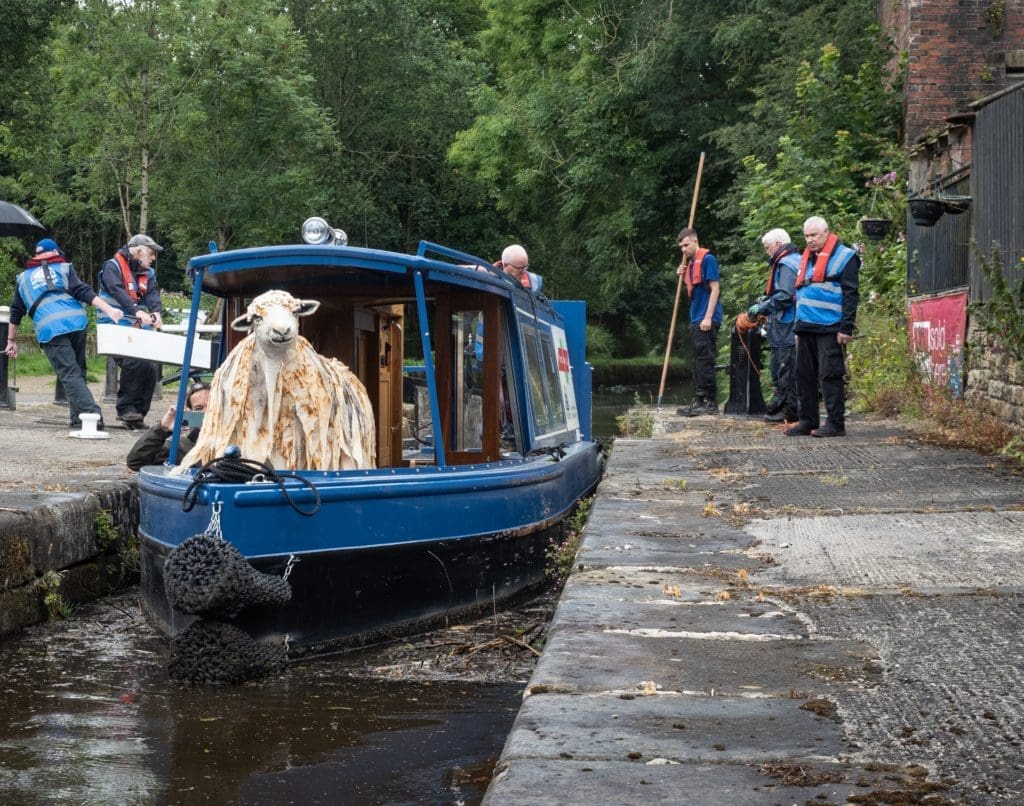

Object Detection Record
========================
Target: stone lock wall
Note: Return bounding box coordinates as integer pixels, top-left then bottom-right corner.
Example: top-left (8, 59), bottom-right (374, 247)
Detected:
top-left (0, 483), bottom-right (139, 637)
top-left (965, 323), bottom-right (1024, 432)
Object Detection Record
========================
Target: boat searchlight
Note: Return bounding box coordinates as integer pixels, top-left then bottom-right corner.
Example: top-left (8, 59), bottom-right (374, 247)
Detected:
top-left (301, 216), bottom-right (348, 246)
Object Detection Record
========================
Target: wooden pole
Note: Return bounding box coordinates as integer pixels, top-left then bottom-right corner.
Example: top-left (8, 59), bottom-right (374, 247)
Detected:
top-left (657, 151), bottom-right (705, 406)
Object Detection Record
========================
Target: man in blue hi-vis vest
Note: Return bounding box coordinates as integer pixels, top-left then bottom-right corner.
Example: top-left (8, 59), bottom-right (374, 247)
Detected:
top-left (5, 238), bottom-right (125, 431)
top-left (785, 216), bottom-right (860, 438)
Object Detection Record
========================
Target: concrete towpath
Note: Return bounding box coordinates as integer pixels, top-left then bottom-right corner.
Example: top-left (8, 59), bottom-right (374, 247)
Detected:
top-left (484, 411), bottom-right (1024, 804)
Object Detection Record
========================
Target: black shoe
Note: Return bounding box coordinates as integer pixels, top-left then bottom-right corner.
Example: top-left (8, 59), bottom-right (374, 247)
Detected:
top-left (698, 399), bottom-right (718, 415)
top-left (765, 398), bottom-right (785, 415)
top-left (763, 410), bottom-right (786, 423)
top-left (118, 409), bottom-right (144, 423)
top-left (676, 398), bottom-right (702, 417)
top-left (784, 422), bottom-right (815, 436)
top-left (811, 424), bottom-right (846, 438)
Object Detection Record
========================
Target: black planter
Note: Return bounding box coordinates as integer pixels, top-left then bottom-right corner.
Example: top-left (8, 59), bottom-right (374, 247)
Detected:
top-left (859, 218), bottom-right (893, 241)
top-left (909, 198), bottom-right (944, 227)
top-left (941, 195), bottom-right (971, 215)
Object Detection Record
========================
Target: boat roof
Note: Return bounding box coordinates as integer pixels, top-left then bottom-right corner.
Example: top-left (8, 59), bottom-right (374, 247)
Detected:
top-left (187, 242), bottom-right (526, 299)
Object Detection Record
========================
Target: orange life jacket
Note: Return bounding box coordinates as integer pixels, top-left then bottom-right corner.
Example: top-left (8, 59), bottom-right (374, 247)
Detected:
top-left (684, 248), bottom-right (710, 295)
top-left (113, 251), bottom-right (150, 302)
top-left (798, 233), bottom-right (839, 286)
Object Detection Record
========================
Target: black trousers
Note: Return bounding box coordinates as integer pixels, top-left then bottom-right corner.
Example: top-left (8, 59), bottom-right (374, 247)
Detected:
top-left (795, 331), bottom-right (846, 429)
top-left (690, 322), bottom-right (720, 402)
top-left (115, 356), bottom-right (158, 418)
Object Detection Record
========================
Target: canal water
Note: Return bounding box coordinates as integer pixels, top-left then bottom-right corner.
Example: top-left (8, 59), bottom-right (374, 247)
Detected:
top-left (0, 383), bottom-right (689, 805)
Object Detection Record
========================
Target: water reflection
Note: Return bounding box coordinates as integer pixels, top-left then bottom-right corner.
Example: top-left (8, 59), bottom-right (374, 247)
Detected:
top-left (0, 593), bottom-right (519, 805)
top-left (591, 383), bottom-right (693, 441)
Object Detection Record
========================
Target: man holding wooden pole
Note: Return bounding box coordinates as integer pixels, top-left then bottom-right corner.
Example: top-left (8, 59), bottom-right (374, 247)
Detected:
top-left (675, 228), bottom-right (723, 417)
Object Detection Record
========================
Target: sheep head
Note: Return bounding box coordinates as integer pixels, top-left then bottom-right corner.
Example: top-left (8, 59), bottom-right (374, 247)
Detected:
top-left (230, 290), bottom-right (320, 353)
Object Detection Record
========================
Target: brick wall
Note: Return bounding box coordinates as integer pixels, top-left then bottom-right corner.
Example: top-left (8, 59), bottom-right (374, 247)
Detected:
top-left (883, 0), bottom-right (1024, 145)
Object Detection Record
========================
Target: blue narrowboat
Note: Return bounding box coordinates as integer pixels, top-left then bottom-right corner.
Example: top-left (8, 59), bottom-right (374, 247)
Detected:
top-left (138, 220), bottom-right (604, 657)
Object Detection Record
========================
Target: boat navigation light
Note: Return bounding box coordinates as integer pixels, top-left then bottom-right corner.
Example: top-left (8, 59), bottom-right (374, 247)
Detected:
top-left (301, 217), bottom-right (348, 246)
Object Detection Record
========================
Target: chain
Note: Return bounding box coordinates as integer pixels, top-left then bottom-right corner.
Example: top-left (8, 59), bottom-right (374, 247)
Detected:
top-left (203, 500), bottom-right (224, 540)
top-left (282, 553), bottom-right (299, 581)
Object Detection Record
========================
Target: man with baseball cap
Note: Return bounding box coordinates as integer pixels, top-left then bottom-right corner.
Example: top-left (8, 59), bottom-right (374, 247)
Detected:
top-left (98, 233), bottom-right (165, 427)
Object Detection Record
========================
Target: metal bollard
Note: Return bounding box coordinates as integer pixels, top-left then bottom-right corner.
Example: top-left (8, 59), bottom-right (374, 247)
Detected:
top-left (0, 305), bottom-right (14, 410)
top-left (723, 325), bottom-right (767, 415)
top-left (103, 356), bottom-right (119, 402)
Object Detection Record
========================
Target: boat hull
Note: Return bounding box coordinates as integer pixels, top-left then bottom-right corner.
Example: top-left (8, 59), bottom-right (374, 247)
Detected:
top-left (138, 443), bottom-right (603, 654)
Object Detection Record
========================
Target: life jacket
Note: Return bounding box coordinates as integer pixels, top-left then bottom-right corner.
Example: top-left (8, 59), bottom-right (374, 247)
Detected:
top-left (99, 250), bottom-right (154, 326)
top-left (16, 258), bottom-right (88, 344)
top-left (684, 248), bottom-right (710, 295)
top-left (795, 238), bottom-right (857, 327)
top-left (767, 246), bottom-right (801, 326)
top-left (797, 233), bottom-right (839, 287)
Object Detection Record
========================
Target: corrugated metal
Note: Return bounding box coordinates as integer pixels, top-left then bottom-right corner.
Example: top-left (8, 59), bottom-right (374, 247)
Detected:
top-left (971, 85), bottom-right (1024, 301)
top-left (906, 177), bottom-right (971, 296)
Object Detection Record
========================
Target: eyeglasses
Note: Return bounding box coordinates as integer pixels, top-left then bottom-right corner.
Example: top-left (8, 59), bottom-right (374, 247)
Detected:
top-left (504, 261), bottom-right (528, 272)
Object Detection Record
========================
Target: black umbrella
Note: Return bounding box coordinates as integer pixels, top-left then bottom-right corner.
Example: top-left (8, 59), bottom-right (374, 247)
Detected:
top-left (0, 201), bottom-right (47, 237)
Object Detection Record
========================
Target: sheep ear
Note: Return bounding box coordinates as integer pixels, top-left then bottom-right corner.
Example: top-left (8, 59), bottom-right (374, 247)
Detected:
top-left (296, 300), bottom-right (320, 317)
top-left (230, 312), bottom-right (253, 332)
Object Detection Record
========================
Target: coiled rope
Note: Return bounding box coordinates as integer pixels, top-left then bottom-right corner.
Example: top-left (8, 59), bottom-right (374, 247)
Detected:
top-left (734, 312), bottom-right (766, 377)
top-left (182, 455), bottom-right (321, 516)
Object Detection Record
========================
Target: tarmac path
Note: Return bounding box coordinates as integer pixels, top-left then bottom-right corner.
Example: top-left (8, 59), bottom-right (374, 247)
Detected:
top-left (0, 373), bottom-right (147, 490)
top-left (485, 412), bottom-right (1024, 804)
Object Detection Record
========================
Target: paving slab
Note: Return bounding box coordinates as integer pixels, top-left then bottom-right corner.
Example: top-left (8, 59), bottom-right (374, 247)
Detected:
top-left (485, 412), bottom-right (1024, 805)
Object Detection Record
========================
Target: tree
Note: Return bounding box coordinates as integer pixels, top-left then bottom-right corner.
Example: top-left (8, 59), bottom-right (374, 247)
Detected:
top-left (287, 0), bottom-right (499, 254)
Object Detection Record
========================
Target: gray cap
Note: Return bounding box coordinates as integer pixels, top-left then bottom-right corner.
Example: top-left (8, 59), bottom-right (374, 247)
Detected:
top-left (126, 233), bottom-right (164, 252)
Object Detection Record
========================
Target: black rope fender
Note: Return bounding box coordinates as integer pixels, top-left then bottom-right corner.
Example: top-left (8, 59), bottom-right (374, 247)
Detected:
top-left (182, 453), bottom-right (322, 517)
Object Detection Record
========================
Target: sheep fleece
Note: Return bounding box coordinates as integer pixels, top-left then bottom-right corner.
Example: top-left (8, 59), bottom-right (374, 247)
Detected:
top-left (176, 335), bottom-right (376, 471)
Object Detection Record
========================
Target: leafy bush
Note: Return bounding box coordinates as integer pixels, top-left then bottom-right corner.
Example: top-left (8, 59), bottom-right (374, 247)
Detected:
top-left (847, 299), bottom-right (923, 417)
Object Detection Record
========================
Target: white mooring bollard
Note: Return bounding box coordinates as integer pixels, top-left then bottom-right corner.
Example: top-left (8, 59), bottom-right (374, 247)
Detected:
top-left (69, 412), bottom-right (109, 440)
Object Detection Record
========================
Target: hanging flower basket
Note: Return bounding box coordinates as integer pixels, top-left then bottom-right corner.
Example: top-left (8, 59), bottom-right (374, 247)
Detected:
top-left (908, 198), bottom-right (945, 227)
top-left (940, 194), bottom-right (972, 215)
top-left (859, 217), bottom-right (893, 241)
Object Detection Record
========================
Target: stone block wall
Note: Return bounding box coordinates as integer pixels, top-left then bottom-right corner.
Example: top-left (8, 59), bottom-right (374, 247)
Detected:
top-left (965, 323), bottom-right (1024, 432)
top-left (0, 482), bottom-right (139, 637)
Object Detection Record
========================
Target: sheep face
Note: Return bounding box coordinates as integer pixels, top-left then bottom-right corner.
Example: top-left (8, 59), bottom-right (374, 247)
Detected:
top-left (230, 290), bottom-right (320, 352)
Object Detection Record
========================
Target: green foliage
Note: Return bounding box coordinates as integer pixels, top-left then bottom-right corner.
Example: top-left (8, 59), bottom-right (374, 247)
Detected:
top-left (38, 570), bottom-right (75, 621)
top-left (968, 245), bottom-right (1024, 364)
top-left (847, 300), bottom-right (924, 417)
top-left (590, 357), bottom-right (687, 386)
top-left (586, 324), bottom-right (616, 359)
top-left (616, 393), bottom-right (654, 437)
top-left (546, 495), bottom-right (593, 586)
top-left (94, 509), bottom-right (119, 552)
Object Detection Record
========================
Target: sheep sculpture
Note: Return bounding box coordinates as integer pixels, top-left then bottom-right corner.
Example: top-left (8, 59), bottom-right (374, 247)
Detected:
top-left (174, 290), bottom-right (376, 472)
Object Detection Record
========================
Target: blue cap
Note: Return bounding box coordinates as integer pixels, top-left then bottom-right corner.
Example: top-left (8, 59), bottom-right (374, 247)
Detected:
top-left (35, 238), bottom-right (61, 254)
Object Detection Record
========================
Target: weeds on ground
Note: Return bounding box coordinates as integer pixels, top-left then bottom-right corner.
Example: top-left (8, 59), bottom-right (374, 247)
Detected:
top-left (546, 496), bottom-right (594, 586)
top-left (616, 392), bottom-right (654, 437)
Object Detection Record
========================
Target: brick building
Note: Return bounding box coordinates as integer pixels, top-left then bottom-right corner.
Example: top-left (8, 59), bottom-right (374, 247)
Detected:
top-left (879, 0), bottom-right (1024, 430)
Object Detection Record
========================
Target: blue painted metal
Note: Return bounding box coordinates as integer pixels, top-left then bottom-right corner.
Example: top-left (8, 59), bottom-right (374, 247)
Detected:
top-left (168, 265), bottom-right (207, 465)
top-left (413, 266), bottom-right (446, 466)
top-left (552, 300), bottom-right (591, 441)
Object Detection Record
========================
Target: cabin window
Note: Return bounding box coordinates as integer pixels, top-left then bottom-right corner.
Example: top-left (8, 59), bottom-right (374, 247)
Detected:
top-left (450, 310), bottom-right (485, 451)
top-left (520, 319), bottom-right (569, 439)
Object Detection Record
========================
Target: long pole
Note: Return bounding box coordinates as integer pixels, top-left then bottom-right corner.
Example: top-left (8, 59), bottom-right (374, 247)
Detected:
top-left (657, 151), bottom-right (705, 406)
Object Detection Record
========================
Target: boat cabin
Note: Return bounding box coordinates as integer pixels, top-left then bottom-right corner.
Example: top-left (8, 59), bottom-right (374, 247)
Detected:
top-left (172, 222), bottom-right (591, 472)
